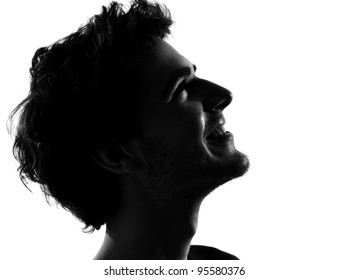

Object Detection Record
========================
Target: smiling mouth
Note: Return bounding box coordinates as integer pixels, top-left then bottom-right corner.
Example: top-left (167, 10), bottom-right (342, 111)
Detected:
top-left (206, 126), bottom-right (231, 140)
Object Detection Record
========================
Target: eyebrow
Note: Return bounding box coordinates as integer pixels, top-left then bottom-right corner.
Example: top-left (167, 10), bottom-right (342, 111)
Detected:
top-left (163, 64), bottom-right (197, 100)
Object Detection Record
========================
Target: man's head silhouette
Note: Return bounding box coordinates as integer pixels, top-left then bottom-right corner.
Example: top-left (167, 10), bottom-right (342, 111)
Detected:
top-left (10, 0), bottom-right (249, 259)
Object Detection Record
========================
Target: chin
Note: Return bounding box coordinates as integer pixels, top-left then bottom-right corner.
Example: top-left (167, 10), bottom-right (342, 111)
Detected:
top-left (205, 136), bottom-right (248, 173)
top-left (139, 138), bottom-right (249, 207)
top-left (228, 149), bottom-right (250, 179)
top-left (210, 149), bottom-right (249, 183)
top-left (180, 148), bottom-right (250, 204)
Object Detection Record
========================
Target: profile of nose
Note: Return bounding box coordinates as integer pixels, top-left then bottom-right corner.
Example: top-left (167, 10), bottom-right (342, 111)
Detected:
top-left (197, 78), bottom-right (233, 113)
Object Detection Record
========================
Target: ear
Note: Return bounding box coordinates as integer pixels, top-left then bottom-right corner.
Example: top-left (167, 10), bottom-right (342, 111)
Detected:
top-left (90, 139), bottom-right (146, 175)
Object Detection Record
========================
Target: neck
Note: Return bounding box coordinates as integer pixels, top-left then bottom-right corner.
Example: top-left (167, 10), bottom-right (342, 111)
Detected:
top-left (94, 197), bottom-right (201, 260)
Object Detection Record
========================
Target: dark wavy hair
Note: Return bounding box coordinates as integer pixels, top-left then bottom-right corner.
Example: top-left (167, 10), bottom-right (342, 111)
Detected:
top-left (8, 0), bottom-right (172, 232)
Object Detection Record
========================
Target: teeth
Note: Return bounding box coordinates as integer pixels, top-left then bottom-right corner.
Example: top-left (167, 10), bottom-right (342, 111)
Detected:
top-left (208, 126), bottom-right (226, 139)
top-left (216, 128), bottom-right (223, 136)
top-left (216, 126), bottom-right (225, 135)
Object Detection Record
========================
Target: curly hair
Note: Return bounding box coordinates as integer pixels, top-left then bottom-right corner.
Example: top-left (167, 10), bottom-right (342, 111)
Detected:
top-left (8, 0), bottom-right (172, 232)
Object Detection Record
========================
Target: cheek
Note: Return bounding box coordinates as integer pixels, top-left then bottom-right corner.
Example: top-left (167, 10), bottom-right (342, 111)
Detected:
top-left (163, 104), bottom-right (205, 148)
top-left (140, 104), bottom-right (205, 149)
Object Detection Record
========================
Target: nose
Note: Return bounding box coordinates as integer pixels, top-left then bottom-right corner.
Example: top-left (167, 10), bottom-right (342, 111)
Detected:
top-left (192, 78), bottom-right (233, 113)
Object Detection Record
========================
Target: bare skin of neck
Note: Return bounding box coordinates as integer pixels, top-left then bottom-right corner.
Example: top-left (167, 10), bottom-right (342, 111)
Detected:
top-left (94, 175), bottom-right (201, 260)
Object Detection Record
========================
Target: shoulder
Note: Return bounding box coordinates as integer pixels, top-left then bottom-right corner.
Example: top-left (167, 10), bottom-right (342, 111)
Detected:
top-left (188, 245), bottom-right (239, 260)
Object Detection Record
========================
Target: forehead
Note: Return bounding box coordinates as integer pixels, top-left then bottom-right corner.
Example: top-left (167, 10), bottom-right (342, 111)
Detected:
top-left (133, 39), bottom-right (192, 100)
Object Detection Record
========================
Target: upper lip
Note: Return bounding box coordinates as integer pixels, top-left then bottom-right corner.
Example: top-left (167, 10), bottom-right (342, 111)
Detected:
top-left (204, 114), bottom-right (226, 140)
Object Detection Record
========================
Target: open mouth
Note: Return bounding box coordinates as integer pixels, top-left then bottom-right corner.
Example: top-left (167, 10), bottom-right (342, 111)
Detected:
top-left (206, 126), bottom-right (230, 140)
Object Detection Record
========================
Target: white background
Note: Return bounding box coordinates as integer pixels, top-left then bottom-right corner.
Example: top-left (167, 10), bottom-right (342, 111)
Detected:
top-left (1, 0), bottom-right (348, 279)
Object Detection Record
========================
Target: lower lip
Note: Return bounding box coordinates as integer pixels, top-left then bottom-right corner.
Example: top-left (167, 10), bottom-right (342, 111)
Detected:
top-left (207, 131), bottom-right (234, 143)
